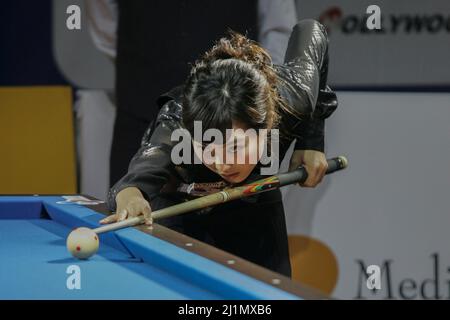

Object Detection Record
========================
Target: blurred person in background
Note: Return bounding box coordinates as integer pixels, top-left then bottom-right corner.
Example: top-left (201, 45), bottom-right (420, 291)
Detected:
top-left (86, 0), bottom-right (298, 188)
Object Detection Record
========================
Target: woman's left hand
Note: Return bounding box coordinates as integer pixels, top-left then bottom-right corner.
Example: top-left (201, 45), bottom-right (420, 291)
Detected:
top-left (289, 150), bottom-right (328, 187)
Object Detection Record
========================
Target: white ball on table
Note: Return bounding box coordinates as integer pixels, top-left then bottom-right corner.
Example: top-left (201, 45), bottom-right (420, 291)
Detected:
top-left (66, 227), bottom-right (99, 260)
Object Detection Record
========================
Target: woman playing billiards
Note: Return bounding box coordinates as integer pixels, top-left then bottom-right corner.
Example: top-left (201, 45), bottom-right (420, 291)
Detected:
top-left (101, 19), bottom-right (338, 277)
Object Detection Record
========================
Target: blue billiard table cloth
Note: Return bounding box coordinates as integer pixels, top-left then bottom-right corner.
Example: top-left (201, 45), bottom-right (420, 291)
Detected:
top-left (0, 196), bottom-right (323, 300)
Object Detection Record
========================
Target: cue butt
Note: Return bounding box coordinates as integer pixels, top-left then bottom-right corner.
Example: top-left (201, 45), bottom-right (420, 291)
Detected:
top-left (278, 156), bottom-right (348, 187)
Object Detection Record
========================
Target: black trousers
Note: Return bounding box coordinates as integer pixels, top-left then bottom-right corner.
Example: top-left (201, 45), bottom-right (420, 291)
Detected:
top-left (153, 189), bottom-right (292, 278)
top-left (110, 110), bottom-right (151, 187)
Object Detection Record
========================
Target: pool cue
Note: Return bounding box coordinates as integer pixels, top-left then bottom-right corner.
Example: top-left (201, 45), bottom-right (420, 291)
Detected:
top-left (93, 156), bottom-right (348, 234)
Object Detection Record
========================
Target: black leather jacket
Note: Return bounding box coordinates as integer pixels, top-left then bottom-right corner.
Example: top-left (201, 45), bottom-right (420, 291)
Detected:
top-left (107, 20), bottom-right (338, 211)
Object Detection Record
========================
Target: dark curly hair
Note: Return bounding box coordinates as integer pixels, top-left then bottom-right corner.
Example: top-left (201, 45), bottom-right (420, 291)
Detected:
top-left (182, 31), bottom-right (297, 141)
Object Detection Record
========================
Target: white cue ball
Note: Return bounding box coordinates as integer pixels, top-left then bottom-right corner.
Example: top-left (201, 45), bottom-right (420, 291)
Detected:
top-left (66, 227), bottom-right (99, 260)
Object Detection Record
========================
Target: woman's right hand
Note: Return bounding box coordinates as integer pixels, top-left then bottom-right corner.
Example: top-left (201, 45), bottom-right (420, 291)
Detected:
top-left (100, 187), bottom-right (153, 225)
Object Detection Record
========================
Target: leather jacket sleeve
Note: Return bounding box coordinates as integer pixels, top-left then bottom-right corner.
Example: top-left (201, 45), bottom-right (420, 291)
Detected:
top-left (107, 99), bottom-right (183, 211)
top-left (276, 19), bottom-right (338, 152)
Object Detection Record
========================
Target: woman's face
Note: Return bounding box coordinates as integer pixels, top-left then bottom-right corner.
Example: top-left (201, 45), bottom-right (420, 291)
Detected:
top-left (192, 120), bottom-right (266, 184)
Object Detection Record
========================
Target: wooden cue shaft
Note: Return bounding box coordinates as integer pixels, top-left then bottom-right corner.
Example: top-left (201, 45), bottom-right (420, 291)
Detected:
top-left (94, 188), bottom-right (243, 234)
top-left (93, 181), bottom-right (270, 234)
top-left (94, 216), bottom-right (144, 234)
top-left (94, 156), bottom-right (347, 234)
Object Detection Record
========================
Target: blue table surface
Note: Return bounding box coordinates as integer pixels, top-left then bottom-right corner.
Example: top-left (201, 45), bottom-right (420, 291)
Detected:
top-left (0, 196), bottom-right (299, 300)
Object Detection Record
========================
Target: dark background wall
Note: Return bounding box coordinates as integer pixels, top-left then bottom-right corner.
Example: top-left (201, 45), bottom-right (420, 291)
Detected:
top-left (0, 0), bottom-right (67, 85)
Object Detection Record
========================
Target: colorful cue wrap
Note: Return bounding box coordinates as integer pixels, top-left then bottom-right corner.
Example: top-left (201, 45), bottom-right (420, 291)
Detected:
top-left (151, 156), bottom-right (347, 221)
